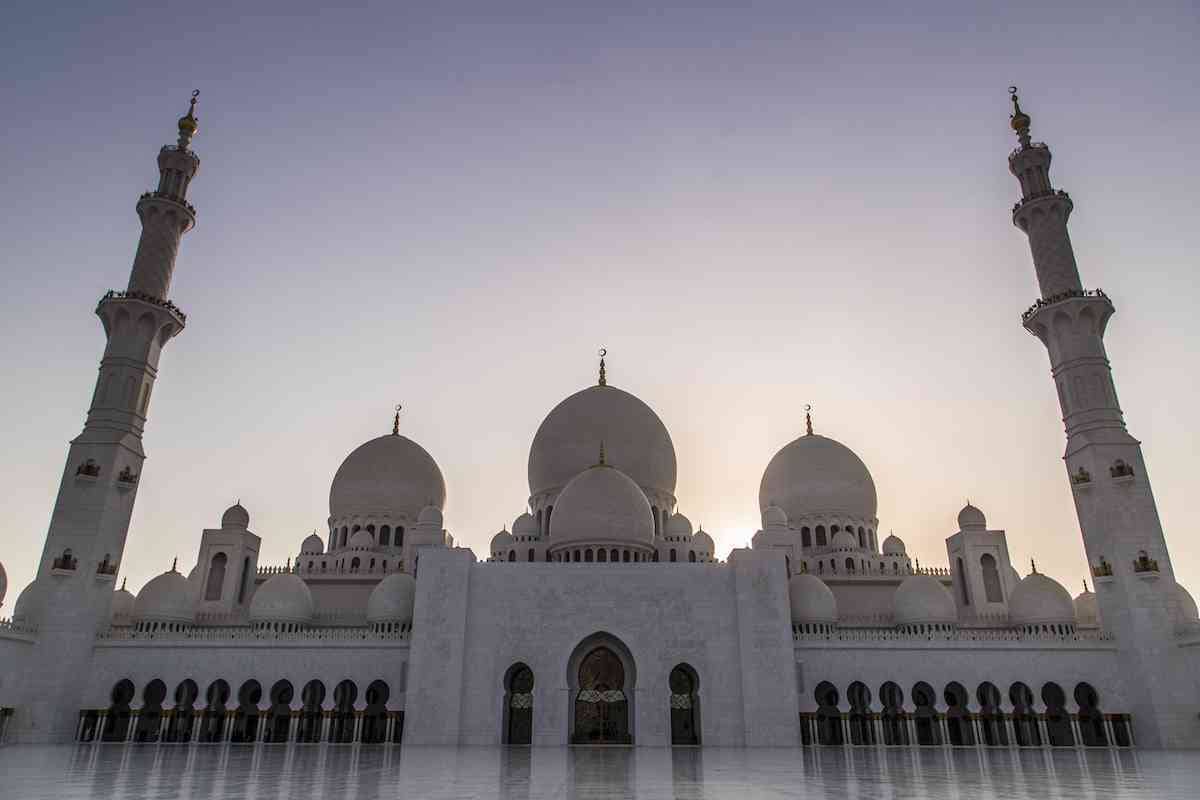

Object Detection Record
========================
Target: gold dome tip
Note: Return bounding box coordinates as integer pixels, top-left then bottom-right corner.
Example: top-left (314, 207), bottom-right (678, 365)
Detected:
top-left (177, 90), bottom-right (199, 135)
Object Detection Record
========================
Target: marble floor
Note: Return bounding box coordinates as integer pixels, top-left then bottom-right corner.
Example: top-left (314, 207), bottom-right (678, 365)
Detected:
top-left (0, 744), bottom-right (1196, 799)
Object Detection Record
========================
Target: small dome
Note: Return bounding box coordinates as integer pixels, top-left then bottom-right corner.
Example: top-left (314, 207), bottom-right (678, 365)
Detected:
top-left (348, 529), bottom-right (375, 549)
top-left (881, 534), bottom-right (906, 556)
top-left (759, 433), bottom-right (877, 524)
top-left (831, 529), bottom-right (858, 550)
top-left (1177, 583), bottom-right (1199, 623)
top-left (957, 503), bottom-right (986, 531)
top-left (789, 574), bottom-right (838, 624)
top-left (13, 579), bottom-right (45, 623)
top-left (301, 533), bottom-right (325, 555)
top-left (222, 503), bottom-right (250, 529)
top-left (666, 513), bottom-right (693, 539)
top-left (490, 529), bottom-right (514, 555)
top-left (528, 384), bottom-right (677, 500)
top-left (329, 434), bottom-right (446, 522)
top-left (1009, 573), bottom-right (1075, 625)
top-left (135, 568), bottom-right (197, 624)
top-left (512, 512), bottom-right (537, 538)
top-left (111, 584), bottom-right (135, 621)
top-left (418, 505), bottom-right (444, 527)
top-left (893, 575), bottom-right (957, 626)
top-left (762, 505), bottom-right (788, 529)
top-left (549, 464), bottom-right (654, 548)
top-left (249, 574), bottom-right (314, 625)
top-left (366, 573), bottom-right (416, 624)
top-left (1074, 587), bottom-right (1098, 627)
top-left (692, 528), bottom-right (715, 557)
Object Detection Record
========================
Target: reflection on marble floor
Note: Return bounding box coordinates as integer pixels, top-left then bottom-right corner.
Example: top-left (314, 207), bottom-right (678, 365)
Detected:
top-left (0, 744), bottom-right (1195, 800)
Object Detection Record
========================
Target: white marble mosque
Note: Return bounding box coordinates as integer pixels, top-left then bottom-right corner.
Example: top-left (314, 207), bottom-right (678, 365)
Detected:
top-left (0, 89), bottom-right (1198, 755)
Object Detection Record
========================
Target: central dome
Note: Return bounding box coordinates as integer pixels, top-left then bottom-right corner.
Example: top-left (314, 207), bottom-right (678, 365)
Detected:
top-left (759, 433), bottom-right (877, 524)
top-left (329, 434), bottom-right (446, 522)
top-left (529, 384), bottom-right (677, 500)
top-left (549, 463), bottom-right (655, 548)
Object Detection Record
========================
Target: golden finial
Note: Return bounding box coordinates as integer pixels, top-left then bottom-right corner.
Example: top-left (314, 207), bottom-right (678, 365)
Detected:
top-left (1030, 558), bottom-right (1038, 574)
top-left (598, 348), bottom-right (607, 386)
top-left (597, 440), bottom-right (607, 466)
top-left (171, 556), bottom-right (178, 572)
top-left (805, 404), bottom-right (813, 436)
top-left (1083, 578), bottom-right (1090, 593)
top-left (177, 89), bottom-right (200, 148)
top-left (392, 404), bottom-right (402, 436)
top-left (1009, 86), bottom-right (1031, 147)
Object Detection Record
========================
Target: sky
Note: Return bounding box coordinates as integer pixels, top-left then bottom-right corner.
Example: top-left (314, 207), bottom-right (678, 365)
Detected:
top-left (2, 1), bottom-right (1198, 604)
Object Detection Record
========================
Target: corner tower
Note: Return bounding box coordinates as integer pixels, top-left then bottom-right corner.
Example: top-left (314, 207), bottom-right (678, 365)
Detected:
top-left (15, 94), bottom-right (201, 742)
top-left (1009, 88), bottom-right (1193, 747)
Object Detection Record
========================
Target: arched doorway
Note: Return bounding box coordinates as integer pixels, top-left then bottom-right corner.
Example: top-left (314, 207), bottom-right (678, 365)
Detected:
top-left (265, 680), bottom-right (293, 743)
top-left (504, 663), bottom-right (534, 745)
top-left (669, 664), bottom-right (699, 745)
top-left (330, 680), bottom-right (357, 743)
top-left (572, 646), bottom-right (631, 744)
top-left (102, 679), bottom-right (135, 742)
top-left (361, 680), bottom-right (390, 743)
top-left (298, 680), bottom-right (325, 743)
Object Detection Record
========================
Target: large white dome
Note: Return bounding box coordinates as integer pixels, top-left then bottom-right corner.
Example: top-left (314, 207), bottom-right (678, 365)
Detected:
top-left (893, 575), bottom-right (957, 626)
top-left (789, 574), bottom-right (838, 624)
top-left (1009, 573), bottom-right (1075, 626)
top-left (528, 385), bottom-right (676, 500)
top-left (135, 568), bottom-right (197, 624)
top-left (366, 573), bottom-right (416, 625)
top-left (549, 463), bottom-right (655, 549)
top-left (759, 433), bottom-right (877, 523)
top-left (329, 434), bottom-right (446, 522)
top-left (249, 574), bottom-right (314, 625)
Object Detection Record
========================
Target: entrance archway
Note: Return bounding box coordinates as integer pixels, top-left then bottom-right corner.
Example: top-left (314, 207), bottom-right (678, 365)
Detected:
top-left (568, 634), bottom-right (636, 745)
top-left (503, 663), bottom-right (534, 745)
top-left (669, 664), bottom-right (700, 745)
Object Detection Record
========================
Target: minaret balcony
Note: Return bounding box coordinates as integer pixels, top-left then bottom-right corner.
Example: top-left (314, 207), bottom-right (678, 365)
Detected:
top-left (137, 190), bottom-right (196, 217)
top-left (97, 289), bottom-right (187, 326)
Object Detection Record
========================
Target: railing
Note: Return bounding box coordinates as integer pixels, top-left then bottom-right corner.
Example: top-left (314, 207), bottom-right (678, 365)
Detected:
top-left (1011, 187), bottom-right (1070, 213)
top-left (0, 617), bottom-right (38, 637)
top-left (97, 625), bottom-right (408, 642)
top-left (270, 562), bottom-right (408, 578)
top-left (794, 625), bottom-right (1113, 643)
top-left (96, 561), bottom-right (118, 576)
top-left (52, 556), bottom-right (78, 571)
top-left (138, 190), bottom-right (197, 216)
top-left (1009, 141), bottom-right (1049, 160)
top-left (99, 290), bottom-right (187, 324)
top-left (1021, 288), bottom-right (1109, 322)
top-left (77, 706), bottom-right (404, 745)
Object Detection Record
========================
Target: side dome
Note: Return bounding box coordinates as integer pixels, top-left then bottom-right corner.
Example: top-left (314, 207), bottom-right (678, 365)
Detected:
top-left (1009, 573), bottom-right (1075, 626)
top-left (549, 464), bottom-right (655, 548)
top-left (881, 534), bottom-right (906, 556)
top-left (957, 503), bottom-right (986, 531)
top-left (348, 529), bottom-right (375, 549)
top-left (1177, 583), bottom-right (1199, 623)
top-left (222, 502), bottom-right (250, 529)
top-left (893, 575), bottom-right (957, 626)
top-left (135, 568), bottom-right (197, 624)
top-left (490, 529), bottom-right (514, 557)
top-left (762, 505), bottom-right (788, 530)
top-left (528, 385), bottom-right (677, 500)
top-left (759, 433), bottom-right (877, 524)
top-left (789, 574), bottom-right (838, 624)
top-left (111, 583), bottom-right (136, 622)
top-left (1074, 587), bottom-right (1098, 627)
top-left (666, 513), bottom-right (693, 539)
top-left (831, 529), bottom-right (858, 550)
top-left (249, 574), bottom-right (314, 625)
top-left (301, 533), bottom-right (325, 554)
top-left (13, 579), bottom-right (45, 624)
top-left (512, 512), bottom-right (537, 538)
top-left (418, 505), bottom-right (444, 527)
top-left (366, 573), bottom-right (416, 625)
top-left (692, 528), bottom-right (715, 558)
top-left (329, 434), bottom-right (446, 522)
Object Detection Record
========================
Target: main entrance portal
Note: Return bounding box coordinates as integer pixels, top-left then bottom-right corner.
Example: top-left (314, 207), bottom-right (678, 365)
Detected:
top-left (572, 647), bottom-right (631, 744)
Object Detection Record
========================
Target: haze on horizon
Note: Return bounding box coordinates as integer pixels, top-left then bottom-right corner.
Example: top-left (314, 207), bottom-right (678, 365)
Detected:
top-left (1, 0), bottom-right (1197, 602)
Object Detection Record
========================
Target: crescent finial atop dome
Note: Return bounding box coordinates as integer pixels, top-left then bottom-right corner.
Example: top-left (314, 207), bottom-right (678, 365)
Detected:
top-left (805, 404), bottom-right (813, 436)
top-left (1009, 86), bottom-right (1031, 148)
top-left (598, 348), bottom-right (607, 386)
top-left (392, 403), bottom-right (402, 436)
top-left (177, 89), bottom-right (199, 149)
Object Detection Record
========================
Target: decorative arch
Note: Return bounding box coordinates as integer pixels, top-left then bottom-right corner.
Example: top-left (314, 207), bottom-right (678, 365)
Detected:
top-left (330, 680), bottom-right (358, 742)
top-left (231, 680), bottom-right (263, 743)
top-left (265, 680), bottom-right (294, 743)
top-left (167, 679), bottom-right (199, 743)
top-left (199, 679), bottom-right (230, 742)
top-left (879, 681), bottom-right (907, 745)
top-left (205, 552), bottom-right (227, 601)
top-left (134, 679), bottom-right (167, 742)
top-left (362, 680), bottom-right (390, 743)
top-left (298, 680), bottom-right (326, 743)
top-left (846, 681), bottom-right (873, 745)
top-left (102, 679), bottom-right (135, 742)
top-left (567, 632), bottom-right (637, 744)
top-left (502, 662), bottom-right (534, 745)
top-left (911, 682), bottom-right (940, 745)
top-left (669, 663), bottom-right (700, 745)
top-left (814, 681), bottom-right (842, 745)
top-left (943, 682), bottom-right (974, 746)
top-left (976, 682), bottom-right (1007, 746)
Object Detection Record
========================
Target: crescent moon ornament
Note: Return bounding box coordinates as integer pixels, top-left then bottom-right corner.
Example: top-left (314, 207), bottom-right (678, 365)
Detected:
top-left (599, 348), bottom-right (607, 357)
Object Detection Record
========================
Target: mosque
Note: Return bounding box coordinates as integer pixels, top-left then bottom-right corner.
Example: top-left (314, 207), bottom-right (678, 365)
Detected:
top-left (0, 89), bottom-right (1197, 750)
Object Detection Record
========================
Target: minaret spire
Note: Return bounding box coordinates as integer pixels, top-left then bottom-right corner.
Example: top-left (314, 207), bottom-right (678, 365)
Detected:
top-left (804, 404), bottom-right (813, 436)
top-left (598, 348), bottom-right (607, 386)
top-left (1010, 89), bottom-right (1187, 747)
top-left (392, 404), bottom-right (402, 436)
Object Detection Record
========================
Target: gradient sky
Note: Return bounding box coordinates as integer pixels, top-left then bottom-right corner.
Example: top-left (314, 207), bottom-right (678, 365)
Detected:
top-left (2, 1), bottom-right (1198, 605)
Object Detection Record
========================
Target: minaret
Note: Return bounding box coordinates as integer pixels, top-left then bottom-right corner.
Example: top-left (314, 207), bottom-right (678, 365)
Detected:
top-left (15, 94), bottom-right (201, 742)
top-left (1010, 89), bottom-right (1192, 747)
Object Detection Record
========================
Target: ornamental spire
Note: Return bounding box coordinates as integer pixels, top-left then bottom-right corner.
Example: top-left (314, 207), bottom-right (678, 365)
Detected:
top-left (1030, 558), bottom-right (1038, 575)
top-left (1083, 578), bottom-right (1090, 593)
top-left (177, 90), bottom-right (200, 150)
top-left (597, 439), bottom-right (607, 466)
top-left (171, 556), bottom-right (178, 572)
top-left (1009, 86), bottom-right (1031, 148)
top-left (392, 404), bottom-right (401, 436)
top-left (598, 348), bottom-right (607, 386)
top-left (805, 404), bottom-right (813, 436)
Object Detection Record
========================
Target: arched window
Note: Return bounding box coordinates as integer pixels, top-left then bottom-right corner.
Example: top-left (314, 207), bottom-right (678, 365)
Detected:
top-left (527, 548), bottom-right (535, 562)
top-left (166, 680), bottom-right (198, 743)
top-left (508, 550), bottom-right (516, 562)
top-left (956, 557), bottom-right (970, 605)
top-left (504, 664), bottom-right (534, 745)
top-left (265, 680), bottom-right (294, 743)
top-left (231, 680), bottom-right (263, 743)
top-left (624, 550), bottom-right (631, 562)
top-left (585, 549), bottom-right (594, 563)
top-left (670, 549), bottom-right (677, 562)
top-left (204, 553), bottom-right (227, 601)
top-left (652, 506), bottom-right (660, 536)
top-left (943, 682), bottom-right (974, 746)
top-left (980, 554), bottom-right (1003, 602)
top-left (537, 509), bottom-right (543, 534)
top-left (801, 527), bottom-right (811, 547)
top-left (199, 680), bottom-right (230, 743)
top-left (879, 682), bottom-right (907, 745)
top-left (599, 549), bottom-right (608, 563)
top-left (351, 557), bottom-right (361, 570)
top-left (689, 551), bottom-right (697, 563)
top-left (1009, 682), bottom-right (1041, 747)
top-left (815, 526), bottom-right (827, 547)
top-left (847, 682), bottom-right (873, 745)
top-left (845, 557), bottom-right (855, 572)
top-left (858, 527), bottom-right (865, 548)
top-left (610, 548), bottom-right (618, 563)
top-left (396, 526), bottom-right (405, 547)
top-left (976, 682), bottom-right (1007, 746)
top-left (380, 525), bottom-right (391, 546)
top-left (362, 680), bottom-right (390, 744)
top-left (669, 665), bottom-right (700, 745)
top-left (1042, 682), bottom-right (1074, 746)
top-left (546, 505), bottom-right (553, 533)
top-left (134, 679), bottom-right (167, 742)
top-left (238, 556), bottom-right (251, 604)
top-left (814, 682), bottom-right (842, 745)
top-left (330, 680), bottom-right (357, 743)
top-left (911, 682), bottom-right (940, 745)
top-left (1074, 682), bottom-right (1108, 747)
top-left (298, 680), bottom-right (326, 743)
